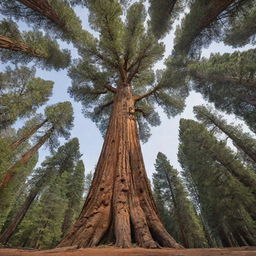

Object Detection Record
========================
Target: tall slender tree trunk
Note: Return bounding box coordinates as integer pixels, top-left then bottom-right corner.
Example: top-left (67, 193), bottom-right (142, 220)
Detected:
top-left (0, 188), bottom-right (39, 244)
top-left (59, 84), bottom-right (181, 248)
top-left (10, 119), bottom-right (48, 151)
top-left (206, 117), bottom-right (256, 163)
top-left (0, 35), bottom-right (46, 58)
top-left (0, 126), bottom-right (54, 191)
top-left (0, 170), bottom-right (52, 244)
top-left (164, 170), bottom-right (189, 248)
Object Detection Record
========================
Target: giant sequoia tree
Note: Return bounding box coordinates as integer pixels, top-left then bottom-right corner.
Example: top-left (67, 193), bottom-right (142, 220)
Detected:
top-left (58, 0), bottom-right (186, 249)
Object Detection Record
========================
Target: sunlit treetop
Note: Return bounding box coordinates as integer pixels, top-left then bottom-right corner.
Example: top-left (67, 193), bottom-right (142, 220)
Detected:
top-left (69, 1), bottom-right (188, 142)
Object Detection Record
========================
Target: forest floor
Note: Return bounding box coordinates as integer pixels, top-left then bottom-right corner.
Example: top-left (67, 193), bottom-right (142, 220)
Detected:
top-left (0, 246), bottom-right (256, 256)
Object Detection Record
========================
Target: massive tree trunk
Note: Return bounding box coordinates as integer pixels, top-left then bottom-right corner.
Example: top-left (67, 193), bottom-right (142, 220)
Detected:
top-left (59, 84), bottom-right (181, 248)
top-left (0, 126), bottom-right (54, 191)
top-left (0, 35), bottom-right (47, 58)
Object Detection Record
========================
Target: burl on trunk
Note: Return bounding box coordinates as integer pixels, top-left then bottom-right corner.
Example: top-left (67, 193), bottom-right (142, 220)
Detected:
top-left (59, 84), bottom-right (181, 248)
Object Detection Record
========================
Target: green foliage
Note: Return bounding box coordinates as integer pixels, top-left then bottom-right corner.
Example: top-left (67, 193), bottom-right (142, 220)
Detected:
top-left (178, 119), bottom-right (256, 246)
top-left (173, 0), bottom-right (253, 57)
top-left (193, 105), bottom-right (256, 167)
top-left (0, 0), bottom-right (84, 43)
top-left (69, 1), bottom-right (186, 141)
top-left (224, 4), bottom-right (256, 47)
top-left (149, 0), bottom-right (187, 39)
top-left (0, 19), bottom-right (71, 70)
top-left (153, 152), bottom-right (208, 248)
top-left (0, 66), bottom-right (53, 130)
top-left (7, 138), bottom-right (84, 248)
top-left (62, 159), bottom-right (85, 235)
top-left (188, 49), bottom-right (256, 133)
top-left (43, 101), bottom-right (74, 151)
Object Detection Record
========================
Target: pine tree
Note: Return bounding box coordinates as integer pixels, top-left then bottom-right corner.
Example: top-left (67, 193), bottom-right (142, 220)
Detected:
top-left (188, 49), bottom-right (256, 133)
top-left (0, 138), bottom-right (83, 245)
top-left (0, 0), bottom-right (85, 43)
top-left (224, 4), bottom-right (256, 47)
top-left (59, 1), bottom-right (187, 248)
top-left (149, 0), bottom-right (186, 39)
top-left (0, 19), bottom-right (70, 70)
top-left (193, 105), bottom-right (256, 164)
top-left (0, 102), bottom-right (74, 191)
top-left (61, 160), bottom-right (85, 236)
top-left (178, 119), bottom-right (256, 246)
top-left (153, 152), bottom-right (208, 248)
top-left (173, 0), bottom-right (253, 57)
top-left (0, 66), bottom-right (53, 130)
top-left (9, 115), bottom-right (48, 151)
top-left (21, 174), bottom-right (68, 249)
top-left (0, 139), bottom-right (38, 229)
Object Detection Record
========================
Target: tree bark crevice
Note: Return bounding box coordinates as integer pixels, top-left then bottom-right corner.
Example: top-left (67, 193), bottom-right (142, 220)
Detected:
top-left (58, 84), bottom-right (180, 248)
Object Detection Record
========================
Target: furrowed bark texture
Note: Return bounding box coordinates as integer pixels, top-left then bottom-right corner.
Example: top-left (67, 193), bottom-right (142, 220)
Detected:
top-left (59, 85), bottom-right (181, 248)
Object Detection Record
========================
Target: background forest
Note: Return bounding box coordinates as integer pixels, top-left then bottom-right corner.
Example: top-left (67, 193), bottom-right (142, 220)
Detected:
top-left (0, 0), bottom-right (256, 249)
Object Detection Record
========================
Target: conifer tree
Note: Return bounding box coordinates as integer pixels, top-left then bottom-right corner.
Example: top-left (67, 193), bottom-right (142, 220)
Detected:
top-left (61, 160), bottom-right (85, 236)
top-left (149, 0), bottom-right (186, 39)
top-left (0, 128), bottom-right (38, 229)
top-left (0, 19), bottom-right (70, 70)
top-left (59, 0), bottom-right (186, 248)
top-left (188, 49), bottom-right (256, 133)
top-left (153, 152), bottom-right (207, 248)
top-left (193, 105), bottom-right (256, 164)
top-left (0, 66), bottom-right (53, 130)
top-left (0, 102), bottom-right (74, 191)
top-left (173, 0), bottom-right (253, 57)
top-left (9, 115), bottom-right (47, 151)
top-left (224, 4), bottom-right (256, 47)
top-left (178, 119), bottom-right (256, 246)
top-left (0, 0), bottom-right (84, 43)
top-left (0, 138), bottom-right (83, 245)
top-left (21, 174), bottom-right (68, 249)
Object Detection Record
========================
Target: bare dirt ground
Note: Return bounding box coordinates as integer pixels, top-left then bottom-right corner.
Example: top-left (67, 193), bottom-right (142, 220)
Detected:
top-left (0, 246), bottom-right (255, 256)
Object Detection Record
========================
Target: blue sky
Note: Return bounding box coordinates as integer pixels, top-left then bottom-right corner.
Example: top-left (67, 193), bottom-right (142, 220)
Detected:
top-left (1, 3), bottom-right (252, 180)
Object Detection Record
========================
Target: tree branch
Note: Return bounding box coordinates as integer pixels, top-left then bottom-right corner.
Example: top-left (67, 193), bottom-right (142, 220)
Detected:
top-left (95, 100), bottom-right (113, 114)
top-left (134, 84), bottom-right (161, 102)
top-left (135, 108), bottom-right (147, 117)
top-left (103, 84), bottom-right (117, 93)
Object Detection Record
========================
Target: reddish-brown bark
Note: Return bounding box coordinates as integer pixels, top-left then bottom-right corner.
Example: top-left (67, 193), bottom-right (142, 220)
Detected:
top-left (18, 0), bottom-right (64, 28)
top-left (0, 126), bottom-right (54, 191)
top-left (0, 187), bottom-right (39, 244)
top-left (59, 84), bottom-right (181, 249)
top-left (10, 119), bottom-right (48, 151)
top-left (0, 35), bottom-right (46, 58)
